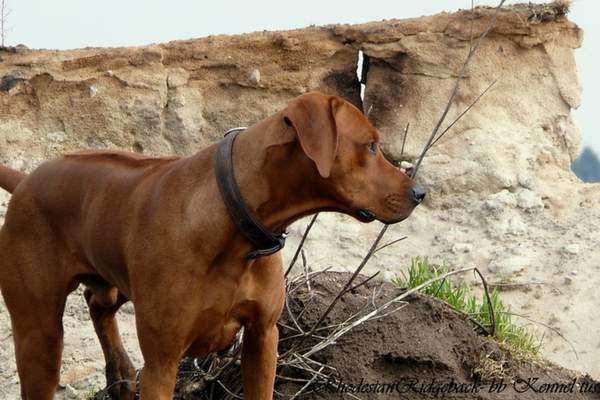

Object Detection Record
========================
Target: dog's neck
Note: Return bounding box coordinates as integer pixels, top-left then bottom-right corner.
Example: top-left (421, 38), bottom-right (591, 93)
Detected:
top-left (230, 114), bottom-right (337, 233)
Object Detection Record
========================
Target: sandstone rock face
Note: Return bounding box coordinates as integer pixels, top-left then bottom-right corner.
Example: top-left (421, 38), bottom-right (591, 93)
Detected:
top-left (0, 4), bottom-right (598, 398)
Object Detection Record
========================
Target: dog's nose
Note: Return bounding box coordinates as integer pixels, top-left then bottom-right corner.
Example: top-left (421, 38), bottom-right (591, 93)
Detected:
top-left (410, 185), bottom-right (426, 204)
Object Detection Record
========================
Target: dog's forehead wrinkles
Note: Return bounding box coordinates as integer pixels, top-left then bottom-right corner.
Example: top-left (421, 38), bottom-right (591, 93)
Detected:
top-left (363, 130), bottom-right (379, 143)
top-left (350, 108), bottom-right (379, 142)
top-left (336, 105), bottom-right (379, 143)
top-left (345, 125), bottom-right (379, 144)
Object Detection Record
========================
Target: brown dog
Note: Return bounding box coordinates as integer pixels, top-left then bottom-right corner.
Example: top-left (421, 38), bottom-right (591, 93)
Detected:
top-left (0, 92), bottom-right (424, 400)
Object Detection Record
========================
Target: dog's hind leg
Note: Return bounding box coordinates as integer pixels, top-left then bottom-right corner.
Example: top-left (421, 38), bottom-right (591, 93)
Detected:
top-left (11, 308), bottom-right (66, 400)
top-left (84, 284), bottom-right (136, 400)
top-left (0, 199), bottom-right (81, 399)
top-left (0, 252), bottom-right (70, 400)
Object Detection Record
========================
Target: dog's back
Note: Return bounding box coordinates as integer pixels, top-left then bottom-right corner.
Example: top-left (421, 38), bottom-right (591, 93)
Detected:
top-left (0, 150), bottom-right (186, 289)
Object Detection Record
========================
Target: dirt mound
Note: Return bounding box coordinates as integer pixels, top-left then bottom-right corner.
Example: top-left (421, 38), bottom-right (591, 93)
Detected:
top-left (168, 272), bottom-right (599, 400)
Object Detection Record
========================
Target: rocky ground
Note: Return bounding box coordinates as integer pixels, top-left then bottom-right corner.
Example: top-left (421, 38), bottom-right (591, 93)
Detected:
top-left (0, 2), bottom-right (598, 399)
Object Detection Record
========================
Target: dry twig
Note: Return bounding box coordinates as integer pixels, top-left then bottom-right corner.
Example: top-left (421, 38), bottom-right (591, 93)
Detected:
top-left (285, 214), bottom-right (318, 278)
top-left (411, 0), bottom-right (506, 179)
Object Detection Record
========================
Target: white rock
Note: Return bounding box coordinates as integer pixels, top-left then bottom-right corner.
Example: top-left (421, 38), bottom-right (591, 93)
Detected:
top-left (516, 189), bottom-right (544, 211)
top-left (64, 384), bottom-right (79, 400)
top-left (47, 131), bottom-right (66, 143)
top-left (518, 172), bottom-right (535, 189)
top-left (381, 270), bottom-right (396, 282)
top-left (562, 244), bottom-right (580, 255)
top-left (71, 372), bottom-right (105, 391)
top-left (483, 190), bottom-right (517, 211)
top-left (488, 212), bottom-right (527, 238)
top-left (249, 69), bottom-right (261, 85)
top-left (452, 243), bottom-right (473, 253)
top-left (488, 254), bottom-right (528, 276)
top-left (88, 85), bottom-right (98, 97)
top-left (506, 216), bottom-right (527, 236)
top-left (400, 161), bottom-right (413, 170)
top-left (11, 158), bottom-right (25, 170)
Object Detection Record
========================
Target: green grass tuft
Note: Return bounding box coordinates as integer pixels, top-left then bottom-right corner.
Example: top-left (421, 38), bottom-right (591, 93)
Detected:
top-left (392, 257), bottom-right (542, 355)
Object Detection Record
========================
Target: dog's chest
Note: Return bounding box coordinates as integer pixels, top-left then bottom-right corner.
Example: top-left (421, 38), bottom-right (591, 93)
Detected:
top-left (185, 315), bottom-right (243, 357)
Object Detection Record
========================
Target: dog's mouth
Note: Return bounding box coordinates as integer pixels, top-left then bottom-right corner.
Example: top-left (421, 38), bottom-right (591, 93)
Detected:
top-left (356, 209), bottom-right (410, 225)
top-left (356, 209), bottom-right (377, 222)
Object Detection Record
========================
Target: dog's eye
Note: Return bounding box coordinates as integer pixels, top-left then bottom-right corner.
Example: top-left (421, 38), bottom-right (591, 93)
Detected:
top-left (367, 141), bottom-right (378, 154)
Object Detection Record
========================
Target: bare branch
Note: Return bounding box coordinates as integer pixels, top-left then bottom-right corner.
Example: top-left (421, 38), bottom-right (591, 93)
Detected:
top-left (411, 0), bottom-right (507, 179)
top-left (285, 213), bottom-right (318, 278)
top-left (289, 224), bottom-right (389, 352)
top-left (342, 271), bottom-right (380, 295)
top-left (374, 235), bottom-right (408, 254)
top-left (427, 79), bottom-right (497, 150)
top-left (302, 266), bottom-right (480, 358)
top-left (502, 311), bottom-right (578, 359)
top-left (473, 267), bottom-right (496, 337)
top-left (400, 122), bottom-right (410, 159)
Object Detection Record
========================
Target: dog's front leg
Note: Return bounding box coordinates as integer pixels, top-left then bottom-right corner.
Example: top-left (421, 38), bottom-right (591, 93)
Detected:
top-left (138, 354), bottom-right (180, 400)
top-left (241, 323), bottom-right (279, 400)
top-left (136, 314), bottom-right (185, 400)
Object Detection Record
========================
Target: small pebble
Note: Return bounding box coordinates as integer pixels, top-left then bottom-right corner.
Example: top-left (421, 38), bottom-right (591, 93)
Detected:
top-left (249, 69), bottom-right (261, 85)
top-left (400, 161), bottom-right (413, 170)
top-left (65, 384), bottom-right (79, 400)
top-left (452, 243), bottom-right (473, 254)
top-left (562, 244), bottom-right (580, 255)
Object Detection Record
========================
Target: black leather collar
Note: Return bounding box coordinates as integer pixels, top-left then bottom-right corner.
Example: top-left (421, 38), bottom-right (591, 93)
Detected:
top-left (215, 128), bottom-right (287, 259)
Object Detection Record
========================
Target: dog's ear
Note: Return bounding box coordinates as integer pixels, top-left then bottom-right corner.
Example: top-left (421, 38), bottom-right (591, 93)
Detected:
top-left (283, 92), bottom-right (341, 178)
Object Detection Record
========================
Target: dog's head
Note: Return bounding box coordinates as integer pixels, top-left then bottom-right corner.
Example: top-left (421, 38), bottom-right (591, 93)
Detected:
top-left (283, 92), bottom-right (425, 224)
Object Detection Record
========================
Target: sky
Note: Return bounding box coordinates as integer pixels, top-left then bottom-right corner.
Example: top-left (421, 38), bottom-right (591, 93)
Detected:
top-left (4, 0), bottom-right (599, 155)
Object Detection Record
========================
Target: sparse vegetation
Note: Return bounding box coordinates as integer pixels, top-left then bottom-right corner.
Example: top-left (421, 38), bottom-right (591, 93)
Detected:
top-left (85, 387), bottom-right (100, 400)
top-left (392, 257), bottom-right (542, 355)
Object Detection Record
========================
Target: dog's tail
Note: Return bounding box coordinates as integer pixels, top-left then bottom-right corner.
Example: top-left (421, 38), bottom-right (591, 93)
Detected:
top-left (0, 164), bottom-right (26, 194)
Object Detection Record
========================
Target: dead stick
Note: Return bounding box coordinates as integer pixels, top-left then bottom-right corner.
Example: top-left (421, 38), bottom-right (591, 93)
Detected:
top-left (411, 0), bottom-right (506, 179)
top-left (400, 122), bottom-right (410, 159)
top-left (342, 271), bottom-right (381, 295)
top-left (374, 236), bottom-right (407, 254)
top-left (427, 79), bottom-right (497, 150)
top-left (501, 311), bottom-right (578, 359)
top-left (306, 225), bottom-right (388, 332)
top-left (290, 224), bottom-right (389, 351)
top-left (302, 266), bottom-right (479, 357)
top-left (285, 213), bottom-right (319, 278)
top-left (473, 267), bottom-right (496, 336)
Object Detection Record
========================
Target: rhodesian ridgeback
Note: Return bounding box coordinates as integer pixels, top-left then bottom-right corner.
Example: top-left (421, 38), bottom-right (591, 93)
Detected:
top-left (0, 92), bottom-right (425, 399)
